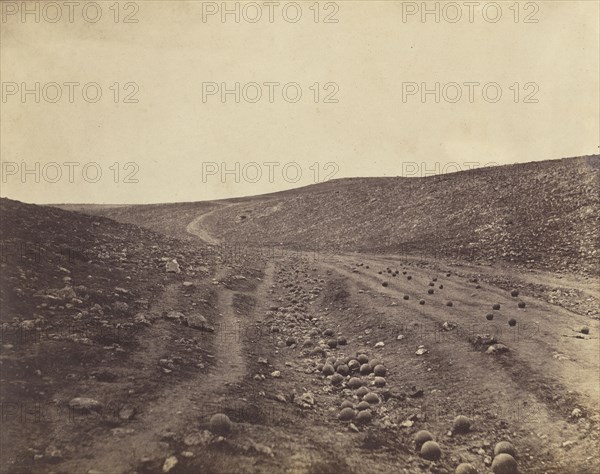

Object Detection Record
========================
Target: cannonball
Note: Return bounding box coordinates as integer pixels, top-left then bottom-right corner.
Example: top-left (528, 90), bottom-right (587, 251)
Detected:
top-left (373, 365), bottom-right (387, 377)
top-left (452, 415), bottom-right (471, 433)
top-left (491, 453), bottom-right (518, 474)
top-left (363, 392), bottom-right (380, 404)
top-left (338, 407), bottom-right (356, 422)
top-left (455, 463), bottom-right (477, 474)
top-left (420, 440), bottom-right (441, 461)
top-left (356, 409), bottom-right (372, 424)
top-left (414, 430), bottom-right (434, 450)
top-left (494, 441), bottom-right (516, 458)
top-left (209, 413), bottom-right (232, 435)
top-left (322, 364), bottom-right (335, 376)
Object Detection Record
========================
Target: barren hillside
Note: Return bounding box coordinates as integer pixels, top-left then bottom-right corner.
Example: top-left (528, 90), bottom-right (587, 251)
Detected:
top-left (66, 156), bottom-right (599, 275)
top-left (201, 156), bottom-right (600, 275)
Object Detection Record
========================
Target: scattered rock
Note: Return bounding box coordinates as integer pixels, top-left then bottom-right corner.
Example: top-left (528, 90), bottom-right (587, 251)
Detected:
top-left (415, 346), bottom-right (428, 356)
top-left (166, 260), bottom-right (181, 273)
top-left (486, 344), bottom-right (509, 354)
top-left (69, 397), bottom-right (103, 413)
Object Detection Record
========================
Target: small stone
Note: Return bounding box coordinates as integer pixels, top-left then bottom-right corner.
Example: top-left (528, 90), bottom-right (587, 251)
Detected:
top-left (69, 397), bottom-right (102, 413)
top-left (162, 455), bottom-right (178, 473)
top-left (166, 260), bottom-right (181, 273)
top-left (571, 408), bottom-right (583, 418)
top-left (415, 346), bottom-right (428, 356)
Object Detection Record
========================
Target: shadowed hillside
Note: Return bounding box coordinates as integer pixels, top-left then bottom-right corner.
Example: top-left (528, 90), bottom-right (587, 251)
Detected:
top-left (59, 201), bottom-right (222, 242)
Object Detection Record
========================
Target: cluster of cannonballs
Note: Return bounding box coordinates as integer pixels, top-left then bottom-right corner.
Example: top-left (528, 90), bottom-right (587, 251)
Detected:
top-left (320, 328), bottom-right (348, 349)
top-left (378, 266), bottom-right (527, 328)
top-left (491, 441), bottom-right (519, 474)
top-left (414, 418), bottom-right (518, 473)
top-left (318, 352), bottom-right (387, 425)
top-left (486, 290), bottom-right (526, 327)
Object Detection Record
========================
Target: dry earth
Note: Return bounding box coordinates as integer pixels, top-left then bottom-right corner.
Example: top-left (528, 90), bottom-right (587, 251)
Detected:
top-left (2, 157), bottom-right (599, 474)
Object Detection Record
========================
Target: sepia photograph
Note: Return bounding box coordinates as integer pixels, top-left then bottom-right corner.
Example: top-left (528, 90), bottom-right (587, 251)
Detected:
top-left (0, 1), bottom-right (599, 473)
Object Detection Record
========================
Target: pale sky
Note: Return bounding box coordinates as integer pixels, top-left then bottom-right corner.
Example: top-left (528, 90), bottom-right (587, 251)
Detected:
top-left (1, 0), bottom-right (598, 204)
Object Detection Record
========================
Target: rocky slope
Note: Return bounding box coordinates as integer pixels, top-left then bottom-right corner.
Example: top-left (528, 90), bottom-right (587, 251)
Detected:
top-left (67, 156), bottom-right (600, 275)
top-left (201, 156), bottom-right (599, 275)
